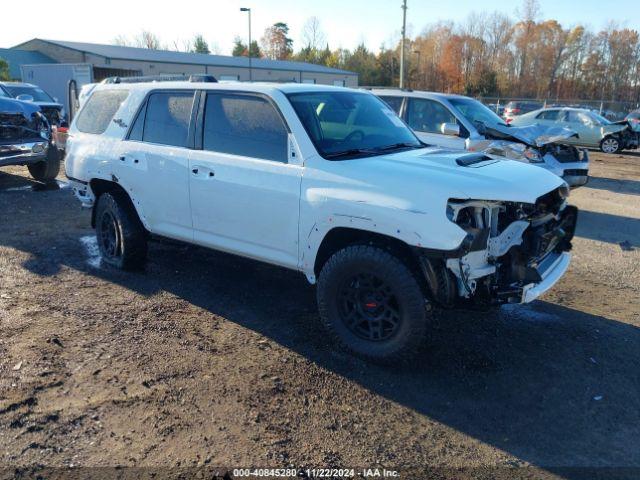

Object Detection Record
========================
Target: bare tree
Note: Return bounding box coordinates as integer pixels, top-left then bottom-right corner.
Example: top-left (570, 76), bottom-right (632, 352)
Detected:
top-left (136, 31), bottom-right (162, 50)
top-left (301, 16), bottom-right (326, 50)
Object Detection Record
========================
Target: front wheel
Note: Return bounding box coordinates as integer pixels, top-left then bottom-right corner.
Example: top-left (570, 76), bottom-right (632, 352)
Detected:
top-left (316, 245), bottom-right (429, 363)
top-left (27, 145), bottom-right (60, 182)
top-left (95, 191), bottom-right (147, 270)
top-left (600, 137), bottom-right (621, 154)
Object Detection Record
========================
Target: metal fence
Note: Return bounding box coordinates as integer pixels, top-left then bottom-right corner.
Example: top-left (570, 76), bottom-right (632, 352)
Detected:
top-left (477, 96), bottom-right (640, 121)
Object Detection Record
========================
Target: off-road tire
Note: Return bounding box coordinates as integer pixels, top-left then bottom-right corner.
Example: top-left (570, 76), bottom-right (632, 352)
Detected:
top-left (27, 145), bottom-right (60, 182)
top-left (600, 136), bottom-right (621, 154)
top-left (317, 245), bottom-right (429, 363)
top-left (95, 191), bottom-right (147, 271)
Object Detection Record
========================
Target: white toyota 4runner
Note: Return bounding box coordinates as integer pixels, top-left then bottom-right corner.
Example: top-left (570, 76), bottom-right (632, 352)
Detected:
top-left (65, 78), bottom-right (578, 362)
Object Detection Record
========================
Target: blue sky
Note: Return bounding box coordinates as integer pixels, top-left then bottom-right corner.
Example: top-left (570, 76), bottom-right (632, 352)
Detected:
top-left (2, 0), bottom-right (638, 54)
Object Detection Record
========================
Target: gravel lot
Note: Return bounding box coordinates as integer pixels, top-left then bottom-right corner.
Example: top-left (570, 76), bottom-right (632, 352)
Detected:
top-left (1, 151), bottom-right (639, 478)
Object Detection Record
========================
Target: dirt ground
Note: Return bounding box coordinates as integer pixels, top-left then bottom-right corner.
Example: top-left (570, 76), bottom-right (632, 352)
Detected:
top-left (1, 151), bottom-right (639, 479)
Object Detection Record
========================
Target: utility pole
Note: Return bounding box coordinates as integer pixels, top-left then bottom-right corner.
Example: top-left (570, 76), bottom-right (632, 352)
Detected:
top-left (240, 7), bottom-right (252, 81)
top-left (413, 49), bottom-right (421, 89)
top-left (399, 0), bottom-right (407, 89)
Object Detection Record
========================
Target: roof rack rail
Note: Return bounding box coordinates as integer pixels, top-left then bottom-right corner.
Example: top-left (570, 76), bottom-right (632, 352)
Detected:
top-left (101, 74), bottom-right (218, 84)
top-left (359, 86), bottom-right (413, 92)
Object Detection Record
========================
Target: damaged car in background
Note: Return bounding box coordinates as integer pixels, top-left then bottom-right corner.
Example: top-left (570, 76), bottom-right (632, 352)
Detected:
top-left (0, 96), bottom-right (60, 182)
top-left (371, 89), bottom-right (589, 187)
top-left (511, 106), bottom-right (640, 154)
top-left (65, 81), bottom-right (578, 362)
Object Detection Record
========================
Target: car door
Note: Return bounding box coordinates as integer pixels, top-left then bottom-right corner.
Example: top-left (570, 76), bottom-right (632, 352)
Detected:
top-left (113, 90), bottom-right (196, 241)
top-left (562, 110), bottom-right (598, 147)
top-left (404, 97), bottom-right (466, 149)
top-left (188, 91), bottom-right (302, 269)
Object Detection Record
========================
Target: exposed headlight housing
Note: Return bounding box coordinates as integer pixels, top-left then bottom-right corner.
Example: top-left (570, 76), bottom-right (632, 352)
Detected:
top-left (31, 143), bottom-right (46, 154)
top-left (523, 147), bottom-right (544, 163)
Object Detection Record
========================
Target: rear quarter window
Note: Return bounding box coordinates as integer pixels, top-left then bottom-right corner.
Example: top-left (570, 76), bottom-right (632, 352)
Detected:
top-left (75, 90), bottom-right (129, 135)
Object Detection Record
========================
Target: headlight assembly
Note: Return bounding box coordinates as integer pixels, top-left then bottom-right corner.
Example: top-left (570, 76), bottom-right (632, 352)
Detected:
top-left (523, 147), bottom-right (544, 163)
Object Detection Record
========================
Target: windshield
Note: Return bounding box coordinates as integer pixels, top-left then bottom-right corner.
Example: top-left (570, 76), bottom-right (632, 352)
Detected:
top-left (449, 97), bottom-right (507, 128)
top-left (4, 85), bottom-right (55, 103)
top-left (287, 91), bottom-right (423, 159)
top-left (587, 111), bottom-right (611, 125)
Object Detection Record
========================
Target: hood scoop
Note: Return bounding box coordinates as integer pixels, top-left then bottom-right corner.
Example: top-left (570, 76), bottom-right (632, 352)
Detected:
top-left (456, 153), bottom-right (497, 167)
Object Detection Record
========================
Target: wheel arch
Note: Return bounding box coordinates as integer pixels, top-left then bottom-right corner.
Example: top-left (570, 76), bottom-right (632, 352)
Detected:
top-left (313, 227), bottom-right (421, 279)
top-left (89, 178), bottom-right (147, 231)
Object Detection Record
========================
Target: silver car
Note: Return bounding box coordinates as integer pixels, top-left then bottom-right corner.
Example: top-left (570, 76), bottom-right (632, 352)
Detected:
top-left (371, 89), bottom-right (590, 187)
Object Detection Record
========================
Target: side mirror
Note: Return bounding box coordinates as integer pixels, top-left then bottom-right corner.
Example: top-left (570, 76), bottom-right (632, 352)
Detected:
top-left (16, 94), bottom-right (35, 102)
top-left (441, 122), bottom-right (460, 136)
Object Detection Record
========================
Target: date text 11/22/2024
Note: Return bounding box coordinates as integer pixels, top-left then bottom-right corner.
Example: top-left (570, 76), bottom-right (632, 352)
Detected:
top-left (232, 467), bottom-right (400, 477)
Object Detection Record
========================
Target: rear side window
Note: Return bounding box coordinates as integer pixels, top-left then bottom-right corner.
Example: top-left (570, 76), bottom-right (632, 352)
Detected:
top-left (378, 96), bottom-right (403, 115)
top-left (202, 93), bottom-right (288, 162)
top-left (537, 110), bottom-right (560, 120)
top-left (75, 90), bottom-right (129, 134)
top-left (142, 92), bottom-right (194, 147)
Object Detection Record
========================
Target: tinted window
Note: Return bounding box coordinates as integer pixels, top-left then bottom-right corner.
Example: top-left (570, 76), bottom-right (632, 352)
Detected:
top-left (75, 89), bottom-right (129, 135)
top-left (378, 96), bottom-right (403, 114)
top-left (143, 92), bottom-right (194, 147)
top-left (203, 93), bottom-right (288, 162)
top-left (128, 103), bottom-right (145, 141)
top-left (537, 110), bottom-right (560, 120)
top-left (406, 98), bottom-right (457, 133)
top-left (287, 91), bottom-right (421, 159)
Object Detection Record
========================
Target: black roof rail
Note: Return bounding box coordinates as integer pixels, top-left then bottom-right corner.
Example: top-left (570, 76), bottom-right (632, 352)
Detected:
top-left (359, 86), bottom-right (413, 92)
top-left (101, 74), bottom-right (217, 84)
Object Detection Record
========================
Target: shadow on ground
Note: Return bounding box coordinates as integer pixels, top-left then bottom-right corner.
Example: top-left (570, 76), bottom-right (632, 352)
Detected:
top-left (574, 209), bottom-right (640, 248)
top-left (1, 169), bottom-right (639, 478)
top-left (585, 176), bottom-right (640, 196)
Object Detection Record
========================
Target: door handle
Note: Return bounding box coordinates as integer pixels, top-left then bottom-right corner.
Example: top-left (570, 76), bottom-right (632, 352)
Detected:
top-left (192, 167), bottom-right (199, 175)
top-left (208, 171), bottom-right (215, 177)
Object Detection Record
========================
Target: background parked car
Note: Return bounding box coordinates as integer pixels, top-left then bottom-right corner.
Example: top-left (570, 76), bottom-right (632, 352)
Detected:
top-left (0, 82), bottom-right (66, 127)
top-left (372, 89), bottom-right (589, 187)
top-left (503, 100), bottom-right (543, 123)
top-left (626, 109), bottom-right (640, 126)
top-left (0, 96), bottom-right (60, 182)
top-left (0, 82), bottom-right (69, 151)
top-left (510, 107), bottom-right (639, 154)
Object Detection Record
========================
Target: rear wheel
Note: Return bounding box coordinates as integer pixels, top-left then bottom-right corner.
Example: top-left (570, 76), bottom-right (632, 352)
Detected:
top-left (317, 245), bottom-right (429, 363)
top-left (95, 191), bottom-right (147, 270)
top-left (600, 137), bottom-right (621, 154)
top-left (27, 145), bottom-right (60, 182)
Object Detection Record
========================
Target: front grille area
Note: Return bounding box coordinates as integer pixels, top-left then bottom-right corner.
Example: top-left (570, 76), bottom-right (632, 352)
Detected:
top-left (541, 144), bottom-right (583, 163)
top-left (0, 112), bottom-right (45, 143)
top-left (39, 107), bottom-right (62, 126)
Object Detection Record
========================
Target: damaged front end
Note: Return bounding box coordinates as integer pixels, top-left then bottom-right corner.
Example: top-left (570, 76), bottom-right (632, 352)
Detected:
top-left (0, 98), bottom-right (50, 168)
top-left (467, 123), bottom-right (588, 187)
top-left (420, 186), bottom-right (577, 307)
top-left (609, 120), bottom-right (640, 150)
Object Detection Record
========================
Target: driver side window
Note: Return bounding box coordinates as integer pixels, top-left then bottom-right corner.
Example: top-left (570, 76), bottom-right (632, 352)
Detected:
top-left (406, 98), bottom-right (457, 134)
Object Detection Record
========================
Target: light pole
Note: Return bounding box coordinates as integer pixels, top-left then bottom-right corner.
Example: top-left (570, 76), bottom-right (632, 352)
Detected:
top-left (399, 0), bottom-right (407, 89)
top-left (240, 7), bottom-right (252, 81)
top-left (413, 49), bottom-right (421, 89)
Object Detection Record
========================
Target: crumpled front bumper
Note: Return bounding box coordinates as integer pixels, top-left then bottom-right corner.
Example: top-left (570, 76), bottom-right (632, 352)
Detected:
top-left (521, 252), bottom-right (571, 303)
top-left (0, 141), bottom-right (49, 167)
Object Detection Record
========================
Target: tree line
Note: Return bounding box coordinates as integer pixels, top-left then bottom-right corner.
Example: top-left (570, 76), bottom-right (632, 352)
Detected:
top-left (112, 0), bottom-right (640, 103)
